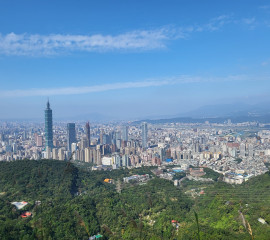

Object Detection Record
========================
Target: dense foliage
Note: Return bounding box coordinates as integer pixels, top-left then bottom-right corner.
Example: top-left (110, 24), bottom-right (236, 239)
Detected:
top-left (201, 167), bottom-right (222, 181)
top-left (0, 160), bottom-right (269, 239)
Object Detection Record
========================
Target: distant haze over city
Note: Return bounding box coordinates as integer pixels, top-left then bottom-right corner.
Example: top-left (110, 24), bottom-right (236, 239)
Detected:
top-left (1, 101), bottom-right (270, 123)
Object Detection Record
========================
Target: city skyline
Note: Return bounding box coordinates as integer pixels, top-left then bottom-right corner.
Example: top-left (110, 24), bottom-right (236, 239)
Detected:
top-left (1, 2), bottom-right (270, 238)
top-left (1, 0), bottom-right (270, 120)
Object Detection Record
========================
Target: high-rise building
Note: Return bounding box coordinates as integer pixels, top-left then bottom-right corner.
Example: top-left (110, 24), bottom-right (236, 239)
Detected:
top-left (45, 100), bottom-right (53, 149)
top-left (121, 126), bottom-right (129, 141)
top-left (0, 133), bottom-right (4, 141)
top-left (115, 131), bottom-right (121, 141)
top-left (142, 122), bottom-right (148, 148)
top-left (85, 122), bottom-right (91, 147)
top-left (46, 147), bottom-right (52, 159)
top-left (36, 136), bottom-right (43, 147)
top-left (52, 148), bottom-right (58, 160)
top-left (99, 129), bottom-right (104, 145)
top-left (58, 148), bottom-right (65, 161)
top-left (240, 143), bottom-right (246, 157)
top-left (67, 123), bottom-right (76, 151)
top-left (122, 155), bottom-right (130, 167)
top-left (80, 137), bottom-right (88, 150)
top-left (71, 143), bottom-right (77, 153)
top-left (85, 148), bottom-right (91, 163)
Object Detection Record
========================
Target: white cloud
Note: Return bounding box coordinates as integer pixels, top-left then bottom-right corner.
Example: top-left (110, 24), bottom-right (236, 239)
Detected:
top-left (0, 28), bottom-right (181, 56)
top-left (0, 80), bottom-right (172, 97)
top-left (0, 18), bottom-right (225, 57)
top-left (0, 74), bottom-right (259, 98)
top-left (0, 14), bottom-right (258, 56)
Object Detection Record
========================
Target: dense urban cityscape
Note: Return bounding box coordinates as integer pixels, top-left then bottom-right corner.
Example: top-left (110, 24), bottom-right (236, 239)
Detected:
top-left (1, 100), bottom-right (269, 185)
top-left (1, 1), bottom-right (270, 238)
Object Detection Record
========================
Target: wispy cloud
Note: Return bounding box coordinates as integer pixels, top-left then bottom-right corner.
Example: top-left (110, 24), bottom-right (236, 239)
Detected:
top-left (242, 17), bottom-right (256, 25)
top-left (259, 5), bottom-right (270, 10)
top-left (200, 15), bottom-right (233, 31)
top-left (0, 80), bottom-right (171, 97)
top-left (0, 28), bottom-right (180, 56)
top-left (177, 14), bottom-right (233, 34)
top-left (0, 14), bottom-right (257, 56)
top-left (0, 27), bottom-right (188, 56)
top-left (240, 17), bottom-right (256, 29)
top-left (0, 74), bottom-right (261, 98)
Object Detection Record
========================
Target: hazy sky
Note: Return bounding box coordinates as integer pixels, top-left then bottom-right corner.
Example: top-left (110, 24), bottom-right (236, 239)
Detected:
top-left (0, 0), bottom-right (270, 120)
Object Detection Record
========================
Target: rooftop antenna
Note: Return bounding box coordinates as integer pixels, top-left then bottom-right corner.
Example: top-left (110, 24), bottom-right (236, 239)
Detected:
top-left (46, 97), bottom-right (50, 109)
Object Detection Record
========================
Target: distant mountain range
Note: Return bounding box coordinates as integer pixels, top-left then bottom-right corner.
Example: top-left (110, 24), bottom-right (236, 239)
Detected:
top-left (179, 102), bottom-right (270, 118)
top-left (133, 102), bottom-right (270, 124)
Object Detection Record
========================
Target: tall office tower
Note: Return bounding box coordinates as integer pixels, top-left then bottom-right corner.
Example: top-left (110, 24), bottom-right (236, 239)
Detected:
top-left (45, 100), bottom-right (53, 149)
top-left (100, 129), bottom-right (104, 144)
top-left (85, 122), bottom-right (91, 147)
top-left (0, 133), bottom-right (4, 141)
top-left (121, 126), bottom-right (129, 141)
top-left (106, 133), bottom-right (112, 144)
top-left (141, 122), bottom-right (148, 148)
top-left (158, 148), bottom-right (165, 161)
top-left (103, 134), bottom-right (109, 145)
top-left (67, 123), bottom-right (76, 151)
top-left (240, 143), bottom-right (246, 156)
top-left (115, 131), bottom-right (121, 143)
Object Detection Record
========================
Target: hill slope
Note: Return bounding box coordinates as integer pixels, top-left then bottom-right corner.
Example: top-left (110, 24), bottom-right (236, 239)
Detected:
top-left (0, 160), bottom-right (270, 239)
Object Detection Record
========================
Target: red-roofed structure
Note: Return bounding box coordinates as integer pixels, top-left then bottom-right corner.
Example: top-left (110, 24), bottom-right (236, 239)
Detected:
top-left (21, 212), bottom-right (32, 218)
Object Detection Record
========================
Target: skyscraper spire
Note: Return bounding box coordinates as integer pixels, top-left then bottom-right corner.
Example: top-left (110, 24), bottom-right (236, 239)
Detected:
top-left (46, 98), bottom-right (50, 109)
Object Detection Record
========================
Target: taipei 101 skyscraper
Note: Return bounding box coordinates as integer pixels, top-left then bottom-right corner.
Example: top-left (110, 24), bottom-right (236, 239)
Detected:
top-left (45, 100), bottom-right (53, 149)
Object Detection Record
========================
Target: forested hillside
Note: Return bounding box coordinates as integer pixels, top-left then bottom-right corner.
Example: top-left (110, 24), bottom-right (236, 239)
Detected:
top-left (0, 160), bottom-right (269, 239)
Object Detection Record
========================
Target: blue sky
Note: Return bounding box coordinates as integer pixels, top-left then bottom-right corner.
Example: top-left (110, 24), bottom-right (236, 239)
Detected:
top-left (0, 0), bottom-right (270, 120)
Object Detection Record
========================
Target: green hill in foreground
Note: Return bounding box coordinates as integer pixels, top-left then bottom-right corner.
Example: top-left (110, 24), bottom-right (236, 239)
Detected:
top-left (0, 160), bottom-right (269, 239)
